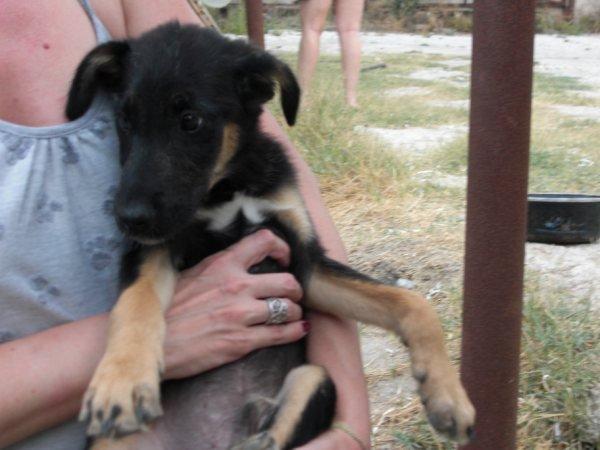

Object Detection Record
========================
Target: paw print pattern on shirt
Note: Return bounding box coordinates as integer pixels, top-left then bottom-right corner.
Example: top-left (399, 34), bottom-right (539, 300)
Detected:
top-left (4, 135), bottom-right (34, 165)
top-left (34, 192), bottom-right (64, 224)
top-left (84, 235), bottom-right (122, 270)
top-left (59, 137), bottom-right (79, 165)
top-left (88, 116), bottom-right (112, 140)
top-left (103, 186), bottom-right (118, 217)
top-left (30, 275), bottom-right (62, 305)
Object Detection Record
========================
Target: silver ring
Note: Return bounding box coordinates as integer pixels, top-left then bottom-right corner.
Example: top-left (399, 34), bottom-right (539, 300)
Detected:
top-left (265, 297), bottom-right (288, 325)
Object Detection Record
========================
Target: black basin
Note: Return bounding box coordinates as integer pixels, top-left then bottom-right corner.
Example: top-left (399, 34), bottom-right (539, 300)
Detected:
top-left (527, 193), bottom-right (600, 244)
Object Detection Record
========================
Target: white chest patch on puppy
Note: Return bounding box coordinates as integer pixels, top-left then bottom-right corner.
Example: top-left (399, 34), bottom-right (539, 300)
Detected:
top-left (196, 193), bottom-right (280, 232)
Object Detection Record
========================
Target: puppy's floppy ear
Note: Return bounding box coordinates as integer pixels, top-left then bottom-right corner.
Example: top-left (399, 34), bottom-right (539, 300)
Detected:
top-left (66, 41), bottom-right (130, 120)
top-left (234, 51), bottom-right (300, 126)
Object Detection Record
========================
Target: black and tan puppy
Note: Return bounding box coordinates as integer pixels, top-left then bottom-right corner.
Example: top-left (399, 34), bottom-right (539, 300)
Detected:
top-left (66, 23), bottom-right (475, 450)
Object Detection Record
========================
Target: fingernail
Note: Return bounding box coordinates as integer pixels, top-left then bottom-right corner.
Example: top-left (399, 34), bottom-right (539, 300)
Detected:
top-left (302, 321), bottom-right (311, 333)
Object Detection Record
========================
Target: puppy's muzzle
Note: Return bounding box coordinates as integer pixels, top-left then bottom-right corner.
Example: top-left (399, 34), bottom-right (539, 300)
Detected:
top-left (115, 199), bottom-right (161, 240)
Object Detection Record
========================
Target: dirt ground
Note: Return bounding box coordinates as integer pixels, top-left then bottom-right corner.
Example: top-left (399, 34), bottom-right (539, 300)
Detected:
top-left (265, 31), bottom-right (600, 87)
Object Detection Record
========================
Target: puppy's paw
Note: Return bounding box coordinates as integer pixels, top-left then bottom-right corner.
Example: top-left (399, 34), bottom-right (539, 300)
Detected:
top-left (230, 432), bottom-right (279, 450)
top-left (80, 355), bottom-right (162, 438)
top-left (416, 365), bottom-right (475, 444)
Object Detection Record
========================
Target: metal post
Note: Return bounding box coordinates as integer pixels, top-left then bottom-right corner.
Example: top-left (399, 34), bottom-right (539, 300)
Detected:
top-left (460, 1), bottom-right (536, 449)
top-left (244, 0), bottom-right (265, 49)
top-left (565, 0), bottom-right (576, 20)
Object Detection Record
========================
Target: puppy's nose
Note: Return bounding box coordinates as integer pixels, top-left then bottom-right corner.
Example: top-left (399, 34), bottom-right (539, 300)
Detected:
top-left (115, 201), bottom-right (157, 235)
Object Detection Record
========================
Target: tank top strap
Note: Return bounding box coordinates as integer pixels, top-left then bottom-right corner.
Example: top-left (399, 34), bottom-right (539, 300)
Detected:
top-left (79, 0), bottom-right (112, 44)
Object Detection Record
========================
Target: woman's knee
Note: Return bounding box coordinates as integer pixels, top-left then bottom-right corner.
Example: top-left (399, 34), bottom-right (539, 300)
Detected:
top-left (304, 21), bottom-right (326, 36)
top-left (333, 0), bottom-right (364, 33)
top-left (301, 0), bottom-right (331, 34)
top-left (334, 14), bottom-right (362, 34)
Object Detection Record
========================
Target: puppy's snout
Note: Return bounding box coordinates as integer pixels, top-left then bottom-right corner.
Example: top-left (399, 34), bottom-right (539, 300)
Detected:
top-left (115, 199), bottom-right (158, 236)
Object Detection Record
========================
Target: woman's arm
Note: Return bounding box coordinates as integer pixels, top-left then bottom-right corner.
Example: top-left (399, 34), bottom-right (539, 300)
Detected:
top-left (0, 314), bottom-right (109, 446)
top-left (260, 112), bottom-right (371, 449)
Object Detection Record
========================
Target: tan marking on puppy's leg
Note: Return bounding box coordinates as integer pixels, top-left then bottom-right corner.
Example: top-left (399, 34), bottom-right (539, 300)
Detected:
top-left (306, 266), bottom-right (475, 444)
top-left (89, 435), bottom-right (136, 450)
top-left (208, 123), bottom-right (239, 189)
top-left (81, 249), bottom-right (177, 439)
top-left (232, 365), bottom-right (332, 450)
top-left (266, 185), bottom-right (313, 243)
top-left (269, 365), bottom-right (329, 448)
top-left (90, 430), bottom-right (162, 450)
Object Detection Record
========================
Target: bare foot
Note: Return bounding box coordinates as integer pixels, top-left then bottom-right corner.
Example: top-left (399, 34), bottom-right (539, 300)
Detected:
top-left (346, 97), bottom-right (359, 108)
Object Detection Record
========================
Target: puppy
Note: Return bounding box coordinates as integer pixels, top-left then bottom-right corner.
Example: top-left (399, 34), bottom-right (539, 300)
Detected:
top-left (66, 23), bottom-right (475, 450)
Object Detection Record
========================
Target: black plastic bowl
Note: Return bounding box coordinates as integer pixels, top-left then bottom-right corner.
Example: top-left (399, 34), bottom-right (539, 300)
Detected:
top-left (527, 193), bottom-right (600, 244)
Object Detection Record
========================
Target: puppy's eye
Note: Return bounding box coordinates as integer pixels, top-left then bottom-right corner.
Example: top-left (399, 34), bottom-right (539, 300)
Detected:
top-left (180, 111), bottom-right (202, 133)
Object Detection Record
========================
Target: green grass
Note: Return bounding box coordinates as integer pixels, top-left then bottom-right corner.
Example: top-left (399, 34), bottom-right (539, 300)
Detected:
top-left (534, 73), bottom-right (598, 106)
top-left (519, 278), bottom-right (600, 447)
top-left (208, 4), bottom-right (247, 35)
top-left (536, 9), bottom-right (600, 34)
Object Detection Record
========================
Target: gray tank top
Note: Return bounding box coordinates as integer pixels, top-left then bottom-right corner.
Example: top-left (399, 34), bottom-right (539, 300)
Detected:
top-left (0, 2), bottom-right (123, 448)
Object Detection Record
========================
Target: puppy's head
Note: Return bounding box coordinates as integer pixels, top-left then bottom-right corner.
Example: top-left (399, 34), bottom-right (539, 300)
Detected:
top-left (66, 23), bottom-right (300, 244)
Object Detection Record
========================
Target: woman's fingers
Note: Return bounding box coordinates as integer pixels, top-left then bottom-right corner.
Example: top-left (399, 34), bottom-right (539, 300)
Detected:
top-left (248, 321), bottom-right (310, 351)
top-left (230, 229), bottom-right (291, 269)
top-left (249, 273), bottom-right (303, 302)
top-left (180, 230), bottom-right (290, 280)
top-left (245, 298), bottom-right (303, 326)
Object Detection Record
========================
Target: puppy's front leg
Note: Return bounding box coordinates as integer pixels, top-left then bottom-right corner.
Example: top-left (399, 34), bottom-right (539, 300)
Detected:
top-left (306, 258), bottom-right (475, 444)
top-left (81, 248), bottom-right (176, 438)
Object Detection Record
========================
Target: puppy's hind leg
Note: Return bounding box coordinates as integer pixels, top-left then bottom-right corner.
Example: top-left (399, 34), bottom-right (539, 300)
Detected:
top-left (231, 365), bottom-right (336, 450)
top-left (306, 257), bottom-right (475, 444)
top-left (87, 431), bottom-right (163, 450)
top-left (87, 435), bottom-right (137, 450)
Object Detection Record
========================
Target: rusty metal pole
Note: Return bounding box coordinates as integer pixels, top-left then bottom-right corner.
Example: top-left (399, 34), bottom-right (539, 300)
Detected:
top-left (460, 1), bottom-right (536, 449)
top-left (244, 0), bottom-right (265, 48)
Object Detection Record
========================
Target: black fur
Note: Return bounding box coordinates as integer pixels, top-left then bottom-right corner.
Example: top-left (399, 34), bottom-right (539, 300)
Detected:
top-left (66, 41), bottom-right (130, 120)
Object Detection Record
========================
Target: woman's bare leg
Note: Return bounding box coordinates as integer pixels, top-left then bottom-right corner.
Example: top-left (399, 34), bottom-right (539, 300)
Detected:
top-left (298, 0), bottom-right (333, 95)
top-left (334, 0), bottom-right (364, 107)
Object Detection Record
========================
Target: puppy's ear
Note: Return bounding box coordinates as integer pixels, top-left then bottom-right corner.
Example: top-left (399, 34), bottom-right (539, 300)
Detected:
top-left (66, 41), bottom-right (130, 120)
top-left (234, 51), bottom-right (300, 126)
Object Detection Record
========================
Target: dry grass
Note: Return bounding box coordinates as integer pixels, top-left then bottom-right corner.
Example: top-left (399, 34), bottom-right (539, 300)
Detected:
top-left (268, 50), bottom-right (600, 448)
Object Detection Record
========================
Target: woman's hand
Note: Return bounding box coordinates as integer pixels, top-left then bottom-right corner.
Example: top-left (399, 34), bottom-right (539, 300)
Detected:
top-left (163, 229), bottom-right (309, 380)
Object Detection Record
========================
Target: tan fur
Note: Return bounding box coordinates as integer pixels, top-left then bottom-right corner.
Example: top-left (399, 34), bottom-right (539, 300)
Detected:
top-left (269, 365), bottom-right (329, 448)
top-left (90, 430), bottom-right (163, 450)
top-left (266, 185), bottom-right (313, 243)
top-left (82, 249), bottom-right (176, 438)
top-left (90, 436), bottom-right (137, 450)
top-left (306, 268), bottom-right (475, 443)
top-left (209, 123), bottom-right (239, 189)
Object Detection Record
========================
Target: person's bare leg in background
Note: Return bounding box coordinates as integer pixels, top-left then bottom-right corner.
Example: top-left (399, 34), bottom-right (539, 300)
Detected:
top-left (334, 0), bottom-right (364, 107)
top-left (298, 0), bottom-right (364, 107)
top-left (298, 0), bottom-right (332, 94)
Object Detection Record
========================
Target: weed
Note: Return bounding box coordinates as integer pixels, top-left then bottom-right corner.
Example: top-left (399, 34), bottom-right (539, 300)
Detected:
top-left (519, 276), bottom-right (600, 447)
